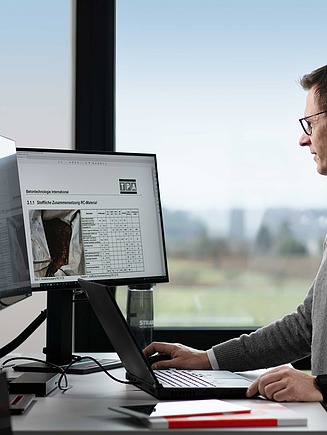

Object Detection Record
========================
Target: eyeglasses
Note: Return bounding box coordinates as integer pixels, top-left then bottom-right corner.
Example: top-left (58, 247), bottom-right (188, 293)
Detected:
top-left (299, 110), bottom-right (327, 135)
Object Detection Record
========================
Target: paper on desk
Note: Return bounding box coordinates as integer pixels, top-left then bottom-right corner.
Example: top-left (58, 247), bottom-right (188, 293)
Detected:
top-left (109, 398), bottom-right (250, 421)
top-left (109, 399), bottom-right (307, 429)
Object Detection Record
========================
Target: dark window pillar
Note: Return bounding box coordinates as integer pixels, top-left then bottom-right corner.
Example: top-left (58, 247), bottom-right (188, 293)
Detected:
top-left (75, 0), bottom-right (115, 152)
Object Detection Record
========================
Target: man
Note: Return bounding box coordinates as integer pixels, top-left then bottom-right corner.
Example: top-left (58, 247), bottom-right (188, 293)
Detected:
top-left (144, 65), bottom-right (327, 403)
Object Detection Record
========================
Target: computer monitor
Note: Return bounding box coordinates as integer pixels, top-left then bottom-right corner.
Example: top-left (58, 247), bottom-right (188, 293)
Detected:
top-left (15, 148), bottom-right (168, 367)
top-left (16, 149), bottom-right (168, 289)
top-left (0, 136), bottom-right (31, 311)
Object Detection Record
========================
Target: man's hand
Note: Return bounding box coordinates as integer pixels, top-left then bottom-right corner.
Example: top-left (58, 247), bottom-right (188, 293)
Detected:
top-left (143, 341), bottom-right (212, 370)
top-left (246, 366), bottom-right (323, 402)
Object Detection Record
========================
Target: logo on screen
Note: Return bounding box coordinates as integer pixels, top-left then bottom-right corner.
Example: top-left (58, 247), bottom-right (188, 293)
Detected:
top-left (119, 179), bottom-right (137, 194)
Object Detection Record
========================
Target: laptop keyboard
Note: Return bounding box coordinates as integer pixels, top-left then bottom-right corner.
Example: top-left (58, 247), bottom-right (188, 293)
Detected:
top-left (154, 369), bottom-right (219, 388)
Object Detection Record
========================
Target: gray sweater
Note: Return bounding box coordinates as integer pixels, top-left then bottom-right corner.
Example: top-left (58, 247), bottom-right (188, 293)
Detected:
top-left (213, 237), bottom-right (327, 376)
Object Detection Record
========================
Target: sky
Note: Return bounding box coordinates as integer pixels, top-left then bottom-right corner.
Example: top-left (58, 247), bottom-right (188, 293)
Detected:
top-left (1, 0), bottom-right (327, 213)
top-left (115, 0), bottom-right (327, 211)
top-left (0, 0), bottom-right (71, 150)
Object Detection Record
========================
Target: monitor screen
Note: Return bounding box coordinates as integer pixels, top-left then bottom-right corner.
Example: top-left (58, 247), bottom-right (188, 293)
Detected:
top-left (0, 136), bottom-right (31, 309)
top-left (16, 149), bottom-right (168, 291)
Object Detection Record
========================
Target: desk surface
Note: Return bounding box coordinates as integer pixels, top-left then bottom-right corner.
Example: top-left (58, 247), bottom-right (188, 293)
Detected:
top-left (8, 354), bottom-right (327, 434)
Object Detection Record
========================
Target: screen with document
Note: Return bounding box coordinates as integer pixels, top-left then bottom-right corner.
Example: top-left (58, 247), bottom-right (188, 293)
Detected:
top-left (16, 149), bottom-right (168, 291)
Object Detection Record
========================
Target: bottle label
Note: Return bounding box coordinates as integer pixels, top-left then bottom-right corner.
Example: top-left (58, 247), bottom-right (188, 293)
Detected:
top-left (139, 319), bottom-right (154, 328)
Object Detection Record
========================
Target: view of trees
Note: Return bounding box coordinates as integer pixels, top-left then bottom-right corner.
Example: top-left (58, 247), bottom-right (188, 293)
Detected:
top-left (163, 207), bottom-right (318, 261)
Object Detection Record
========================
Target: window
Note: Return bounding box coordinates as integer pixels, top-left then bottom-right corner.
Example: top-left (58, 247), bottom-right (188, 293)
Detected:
top-left (0, 0), bottom-right (72, 353)
top-left (116, 0), bottom-right (327, 327)
top-left (0, 0), bottom-right (72, 149)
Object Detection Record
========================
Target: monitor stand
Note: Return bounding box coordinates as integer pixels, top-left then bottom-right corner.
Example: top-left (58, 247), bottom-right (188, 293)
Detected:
top-left (13, 290), bottom-right (122, 375)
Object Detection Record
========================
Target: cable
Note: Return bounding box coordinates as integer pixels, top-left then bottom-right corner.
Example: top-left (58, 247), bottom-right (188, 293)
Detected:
top-left (2, 356), bottom-right (70, 391)
top-left (0, 310), bottom-right (47, 359)
top-left (66, 355), bottom-right (131, 385)
top-left (2, 355), bottom-right (131, 394)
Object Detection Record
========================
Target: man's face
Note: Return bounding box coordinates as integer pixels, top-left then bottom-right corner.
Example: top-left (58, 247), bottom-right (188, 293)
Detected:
top-left (299, 86), bottom-right (327, 175)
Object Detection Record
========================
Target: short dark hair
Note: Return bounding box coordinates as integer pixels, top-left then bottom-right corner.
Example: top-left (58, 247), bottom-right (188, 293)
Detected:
top-left (300, 65), bottom-right (327, 110)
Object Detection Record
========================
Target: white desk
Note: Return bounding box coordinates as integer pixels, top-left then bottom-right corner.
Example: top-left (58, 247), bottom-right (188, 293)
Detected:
top-left (8, 354), bottom-right (327, 434)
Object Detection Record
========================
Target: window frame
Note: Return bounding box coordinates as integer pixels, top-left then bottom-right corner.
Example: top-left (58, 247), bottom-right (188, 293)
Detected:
top-left (73, 0), bottom-right (309, 370)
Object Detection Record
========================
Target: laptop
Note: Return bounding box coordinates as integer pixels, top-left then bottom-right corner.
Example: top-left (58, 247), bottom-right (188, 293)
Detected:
top-left (79, 279), bottom-right (252, 400)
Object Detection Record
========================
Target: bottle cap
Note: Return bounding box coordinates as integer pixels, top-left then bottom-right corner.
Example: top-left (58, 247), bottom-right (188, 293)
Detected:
top-left (128, 283), bottom-right (154, 290)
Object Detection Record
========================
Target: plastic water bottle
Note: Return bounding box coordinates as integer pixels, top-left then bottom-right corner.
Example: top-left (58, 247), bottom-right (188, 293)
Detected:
top-left (126, 284), bottom-right (154, 349)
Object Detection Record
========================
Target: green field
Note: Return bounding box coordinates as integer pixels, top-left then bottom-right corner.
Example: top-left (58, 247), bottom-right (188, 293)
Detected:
top-left (117, 255), bottom-right (319, 327)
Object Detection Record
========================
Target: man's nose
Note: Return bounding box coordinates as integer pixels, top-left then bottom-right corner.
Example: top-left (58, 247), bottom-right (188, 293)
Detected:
top-left (299, 132), bottom-right (311, 147)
